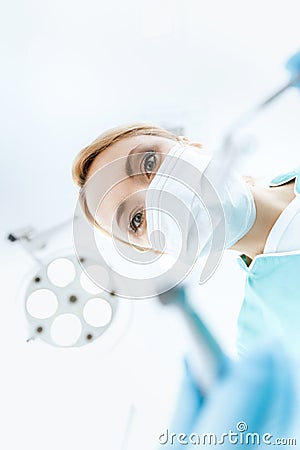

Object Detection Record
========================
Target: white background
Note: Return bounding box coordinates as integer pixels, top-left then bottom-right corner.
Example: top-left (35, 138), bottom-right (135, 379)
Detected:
top-left (1, 1), bottom-right (300, 449)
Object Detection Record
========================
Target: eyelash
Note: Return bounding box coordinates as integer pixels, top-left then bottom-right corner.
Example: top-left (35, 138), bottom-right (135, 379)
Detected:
top-left (129, 209), bottom-right (144, 233)
top-left (141, 151), bottom-right (157, 178)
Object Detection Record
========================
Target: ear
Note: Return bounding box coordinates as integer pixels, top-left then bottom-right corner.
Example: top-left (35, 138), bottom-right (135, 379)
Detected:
top-left (178, 136), bottom-right (202, 149)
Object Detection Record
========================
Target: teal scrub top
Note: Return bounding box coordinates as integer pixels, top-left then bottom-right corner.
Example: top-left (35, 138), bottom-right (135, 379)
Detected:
top-left (237, 166), bottom-right (300, 357)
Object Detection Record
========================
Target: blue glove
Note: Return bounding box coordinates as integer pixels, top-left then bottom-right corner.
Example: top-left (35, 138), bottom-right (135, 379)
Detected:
top-left (159, 343), bottom-right (298, 450)
top-left (286, 50), bottom-right (300, 89)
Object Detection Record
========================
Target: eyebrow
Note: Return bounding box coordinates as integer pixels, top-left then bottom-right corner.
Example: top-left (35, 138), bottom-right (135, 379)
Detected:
top-left (116, 200), bottom-right (127, 228)
top-left (125, 144), bottom-right (144, 177)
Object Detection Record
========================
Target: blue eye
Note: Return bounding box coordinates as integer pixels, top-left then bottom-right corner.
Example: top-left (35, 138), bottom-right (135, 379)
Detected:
top-left (130, 211), bottom-right (144, 232)
top-left (143, 152), bottom-right (157, 177)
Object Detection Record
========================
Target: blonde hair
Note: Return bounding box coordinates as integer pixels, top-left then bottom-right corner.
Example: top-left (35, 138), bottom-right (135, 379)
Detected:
top-left (72, 122), bottom-right (180, 241)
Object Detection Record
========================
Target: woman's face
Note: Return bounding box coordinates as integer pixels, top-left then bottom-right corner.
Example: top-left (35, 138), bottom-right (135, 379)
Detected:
top-left (85, 134), bottom-right (200, 249)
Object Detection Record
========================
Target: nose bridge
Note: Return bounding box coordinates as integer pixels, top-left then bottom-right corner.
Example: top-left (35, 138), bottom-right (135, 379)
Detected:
top-left (108, 175), bottom-right (144, 205)
top-left (122, 175), bottom-right (148, 201)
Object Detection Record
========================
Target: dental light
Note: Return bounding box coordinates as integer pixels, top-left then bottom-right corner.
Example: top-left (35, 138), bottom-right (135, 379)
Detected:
top-left (8, 217), bottom-right (129, 348)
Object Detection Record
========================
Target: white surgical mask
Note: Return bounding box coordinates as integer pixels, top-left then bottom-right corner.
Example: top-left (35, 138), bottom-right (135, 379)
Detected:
top-left (145, 143), bottom-right (256, 261)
